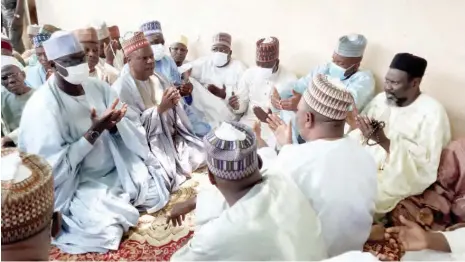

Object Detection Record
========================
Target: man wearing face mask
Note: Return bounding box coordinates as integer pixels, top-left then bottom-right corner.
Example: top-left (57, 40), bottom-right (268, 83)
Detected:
top-left (237, 37), bottom-right (297, 148)
top-left (112, 32), bottom-right (205, 193)
top-left (74, 27), bottom-right (119, 85)
top-left (25, 25), bottom-right (60, 88)
top-left (274, 34), bottom-right (375, 139)
top-left (348, 53), bottom-right (451, 215)
top-left (189, 32), bottom-right (247, 126)
top-left (18, 31), bottom-right (170, 254)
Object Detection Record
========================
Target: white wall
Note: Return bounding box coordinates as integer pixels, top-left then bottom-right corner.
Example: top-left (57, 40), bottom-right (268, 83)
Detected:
top-left (36, 0), bottom-right (465, 138)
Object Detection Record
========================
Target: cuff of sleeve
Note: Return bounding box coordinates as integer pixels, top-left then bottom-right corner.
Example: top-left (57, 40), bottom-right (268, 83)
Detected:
top-left (440, 229), bottom-right (464, 254)
top-left (68, 137), bottom-right (94, 165)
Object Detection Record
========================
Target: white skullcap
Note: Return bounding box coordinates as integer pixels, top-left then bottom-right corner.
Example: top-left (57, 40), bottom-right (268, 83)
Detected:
top-left (1, 55), bottom-right (25, 71)
top-left (214, 122), bottom-right (246, 141)
top-left (43, 31), bottom-right (83, 60)
top-left (335, 33), bottom-right (367, 58)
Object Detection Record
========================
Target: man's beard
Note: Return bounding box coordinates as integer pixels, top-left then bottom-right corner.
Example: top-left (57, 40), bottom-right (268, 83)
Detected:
top-left (385, 92), bottom-right (407, 107)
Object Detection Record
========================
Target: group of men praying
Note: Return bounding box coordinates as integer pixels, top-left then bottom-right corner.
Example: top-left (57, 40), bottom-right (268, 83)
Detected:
top-left (1, 18), bottom-right (464, 261)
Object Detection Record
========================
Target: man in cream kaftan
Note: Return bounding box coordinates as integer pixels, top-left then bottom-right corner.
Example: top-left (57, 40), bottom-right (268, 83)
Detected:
top-left (349, 53), bottom-right (451, 214)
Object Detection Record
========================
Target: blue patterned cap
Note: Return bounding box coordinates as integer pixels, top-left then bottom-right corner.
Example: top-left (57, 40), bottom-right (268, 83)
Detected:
top-left (32, 33), bottom-right (51, 48)
top-left (204, 121), bottom-right (258, 180)
top-left (140, 20), bottom-right (162, 36)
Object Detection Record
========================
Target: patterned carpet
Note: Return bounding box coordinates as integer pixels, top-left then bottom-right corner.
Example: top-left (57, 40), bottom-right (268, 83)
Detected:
top-left (49, 170), bottom-right (209, 261)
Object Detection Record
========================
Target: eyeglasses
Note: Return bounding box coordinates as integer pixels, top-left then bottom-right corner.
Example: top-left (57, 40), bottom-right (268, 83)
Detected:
top-left (1, 72), bottom-right (21, 81)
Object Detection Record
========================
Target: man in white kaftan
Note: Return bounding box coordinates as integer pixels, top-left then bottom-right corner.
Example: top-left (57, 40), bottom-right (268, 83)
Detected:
top-left (188, 32), bottom-right (247, 126)
top-left (171, 122), bottom-right (328, 260)
top-left (350, 53), bottom-right (451, 214)
top-left (18, 31), bottom-right (169, 254)
top-left (274, 34), bottom-right (375, 142)
top-left (258, 75), bottom-right (377, 257)
top-left (112, 32), bottom-right (205, 192)
top-left (237, 37), bottom-right (297, 148)
top-left (91, 21), bottom-right (120, 85)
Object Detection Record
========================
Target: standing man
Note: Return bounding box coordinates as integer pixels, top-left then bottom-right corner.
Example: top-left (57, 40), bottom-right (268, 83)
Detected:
top-left (349, 53), bottom-right (451, 215)
top-left (237, 37), bottom-right (297, 147)
top-left (19, 31), bottom-right (170, 254)
top-left (189, 32), bottom-right (247, 125)
top-left (1, 0), bottom-right (25, 53)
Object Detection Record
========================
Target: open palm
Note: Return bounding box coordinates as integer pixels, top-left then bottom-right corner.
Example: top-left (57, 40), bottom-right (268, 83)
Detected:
top-left (266, 114), bottom-right (292, 146)
top-left (386, 215), bottom-right (428, 251)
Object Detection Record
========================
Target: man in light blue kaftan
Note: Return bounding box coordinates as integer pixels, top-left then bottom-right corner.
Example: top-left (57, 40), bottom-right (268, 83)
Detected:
top-left (274, 34), bottom-right (375, 143)
top-left (18, 31), bottom-right (169, 254)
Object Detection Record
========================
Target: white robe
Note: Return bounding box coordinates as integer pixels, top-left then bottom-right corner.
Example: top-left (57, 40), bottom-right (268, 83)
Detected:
top-left (25, 63), bottom-right (47, 88)
top-left (238, 66), bottom-right (297, 148)
top-left (188, 57), bottom-right (247, 124)
top-left (88, 58), bottom-right (120, 85)
top-left (112, 72), bottom-right (206, 192)
top-left (259, 137), bottom-right (377, 257)
top-left (171, 175), bottom-right (328, 261)
top-left (1, 87), bottom-right (34, 143)
top-left (18, 77), bottom-right (170, 254)
top-left (349, 93), bottom-right (451, 214)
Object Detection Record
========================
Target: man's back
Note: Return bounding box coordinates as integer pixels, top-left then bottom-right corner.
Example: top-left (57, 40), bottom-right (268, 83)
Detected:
top-left (264, 137), bottom-right (377, 257)
top-left (171, 175), bottom-right (328, 261)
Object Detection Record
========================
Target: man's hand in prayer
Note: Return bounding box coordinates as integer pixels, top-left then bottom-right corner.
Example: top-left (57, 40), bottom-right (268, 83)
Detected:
top-left (158, 87), bottom-right (179, 114)
top-left (267, 113), bottom-right (292, 146)
top-left (270, 87), bottom-right (282, 110)
top-left (253, 120), bottom-right (268, 149)
top-left (279, 90), bottom-right (301, 111)
top-left (90, 98), bottom-right (127, 133)
top-left (207, 84), bottom-right (227, 100)
top-left (179, 82), bottom-right (193, 97)
top-left (356, 116), bottom-right (390, 151)
top-left (228, 91), bottom-right (240, 110)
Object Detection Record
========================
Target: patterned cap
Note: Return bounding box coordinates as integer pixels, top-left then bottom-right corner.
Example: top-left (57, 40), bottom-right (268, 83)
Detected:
top-left (335, 34), bottom-right (367, 58)
top-left (108, 25), bottom-right (120, 39)
top-left (204, 121), bottom-right (258, 180)
top-left (27, 24), bottom-right (41, 36)
top-left (121, 31), bottom-right (150, 57)
top-left (92, 21), bottom-right (110, 40)
top-left (140, 21), bottom-right (162, 36)
top-left (212, 32), bottom-right (231, 49)
top-left (256, 37), bottom-right (279, 63)
top-left (33, 33), bottom-right (51, 48)
top-left (303, 74), bottom-right (353, 120)
top-left (39, 24), bottom-right (60, 35)
top-left (1, 148), bottom-right (54, 245)
top-left (73, 27), bottom-right (98, 43)
top-left (390, 53), bottom-right (427, 78)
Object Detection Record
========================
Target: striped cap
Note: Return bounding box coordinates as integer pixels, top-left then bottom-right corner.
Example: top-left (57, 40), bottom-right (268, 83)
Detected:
top-left (204, 121), bottom-right (258, 180)
top-left (212, 32), bottom-right (231, 49)
top-left (121, 31), bottom-right (150, 57)
top-left (32, 33), bottom-right (51, 48)
top-left (140, 21), bottom-right (162, 36)
top-left (303, 74), bottom-right (353, 120)
top-left (256, 37), bottom-right (279, 63)
top-left (1, 148), bottom-right (54, 244)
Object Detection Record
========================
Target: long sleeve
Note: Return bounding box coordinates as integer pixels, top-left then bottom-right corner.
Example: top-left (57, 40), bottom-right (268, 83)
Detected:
top-left (228, 72), bottom-right (250, 114)
top-left (168, 57), bottom-right (182, 85)
top-left (345, 70), bottom-right (375, 111)
top-left (441, 228), bottom-right (465, 257)
top-left (290, 64), bottom-right (328, 95)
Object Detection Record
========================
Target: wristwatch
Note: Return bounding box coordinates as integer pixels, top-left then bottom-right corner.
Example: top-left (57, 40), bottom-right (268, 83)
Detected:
top-left (87, 130), bottom-right (100, 140)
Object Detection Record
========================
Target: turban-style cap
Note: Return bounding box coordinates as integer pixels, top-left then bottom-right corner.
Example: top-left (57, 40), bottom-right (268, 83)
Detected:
top-left (1, 148), bottom-right (54, 245)
top-left (204, 121), bottom-right (258, 180)
top-left (335, 34), bottom-right (367, 58)
top-left (256, 36), bottom-right (279, 63)
top-left (390, 53), bottom-right (427, 78)
top-left (140, 20), bottom-right (162, 36)
top-left (108, 25), bottom-right (120, 39)
top-left (32, 33), bottom-right (51, 48)
top-left (212, 32), bottom-right (231, 49)
top-left (73, 27), bottom-right (98, 43)
top-left (303, 74), bottom-right (353, 120)
top-left (27, 24), bottom-right (41, 36)
top-left (43, 31), bottom-right (83, 60)
top-left (121, 31), bottom-right (150, 57)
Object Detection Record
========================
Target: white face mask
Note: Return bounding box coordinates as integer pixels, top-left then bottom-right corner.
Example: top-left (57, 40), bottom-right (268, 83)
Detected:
top-left (151, 44), bottom-right (165, 61)
top-left (56, 62), bottom-right (89, 85)
top-left (211, 52), bottom-right (229, 67)
top-left (255, 66), bottom-right (274, 80)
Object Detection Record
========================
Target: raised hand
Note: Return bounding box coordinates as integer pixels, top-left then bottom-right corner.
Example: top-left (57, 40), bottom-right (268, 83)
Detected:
top-left (386, 215), bottom-right (428, 251)
top-left (280, 89), bottom-right (301, 111)
top-left (90, 98), bottom-right (126, 133)
top-left (179, 82), bottom-right (193, 97)
top-left (267, 113), bottom-right (292, 146)
top-left (228, 91), bottom-right (239, 110)
top-left (158, 87), bottom-right (180, 113)
top-left (207, 84), bottom-right (226, 100)
top-left (270, 87), bottom-right (282, 110)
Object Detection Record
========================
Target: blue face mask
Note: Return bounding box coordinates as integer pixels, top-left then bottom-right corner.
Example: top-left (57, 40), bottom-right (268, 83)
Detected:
top-left (328, 62), bottom-right (347, 80)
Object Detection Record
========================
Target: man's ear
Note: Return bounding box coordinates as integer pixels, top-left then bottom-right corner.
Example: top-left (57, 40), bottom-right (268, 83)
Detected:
top-left (304, 111), bottom-right (314, 129)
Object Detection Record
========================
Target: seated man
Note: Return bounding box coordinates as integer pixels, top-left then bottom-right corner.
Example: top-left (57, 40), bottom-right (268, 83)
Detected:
top-left (107, 24), bottom-right (125, 70)
top-left (21, 24), bottom-right (40, 65)
top-left (18, 31), bottom-right (170, 254)
top-left (1, 56), bottom-right (35, 147)
top-left (237, 37), bottom-right (297, 148)
top-left (170, 34), bottom-right (189, 67)
top-left (257, 74), bottom-right (378, 257)
top-left (349, 53), bottom-right (451, 214)
top-left (170, 121), bottom-right (328, 261)
top-left (74, 27), bottom-right (119, 85)
top-left (188, 32), bottom-right (247, 125)
top-left (1, 148), bottom-right (61, 261)
top-left (274, 34), bottom-right (375, 142)
top-left (92, 21), bottom-right (122, 78)
top-left (112, 32), bottom-right (205, 192)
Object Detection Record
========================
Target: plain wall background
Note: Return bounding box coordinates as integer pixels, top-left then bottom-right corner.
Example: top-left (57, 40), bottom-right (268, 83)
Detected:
top-left (36, 0), bottom-right (465, 138)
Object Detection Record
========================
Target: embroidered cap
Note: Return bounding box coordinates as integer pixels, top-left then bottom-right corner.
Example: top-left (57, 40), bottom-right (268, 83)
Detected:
top-left (335, 34), bottom-right (367, 58)
top-left (204, 121), bottom-right (258, 180)
top-left (256, 36), bottom-right (279, 63)
top-left (32, 33), bottom-right (51, 48)
top-left (1, 148), bottom-right (54, 244)
top-left (140, 20), bottom-right (162, 36)
top-left (108, 25), bottom-right (120, 39)
top-left (212, 32), bottom-right (231, 49)
top-left (121, 31), bottom-right (150, 57)
top-left (303, 74), bottom-right (353, 120)
top-left (42, 31), bottom-right (83, 60)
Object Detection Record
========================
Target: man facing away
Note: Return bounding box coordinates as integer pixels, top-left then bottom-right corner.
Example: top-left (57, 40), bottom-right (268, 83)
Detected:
top-left (112, 32), bottom-right (205, 192)
top-left (171, 121), bottom-right (328, 261)
top-left (18, 31), bottom-right (170, 254)
top-left (257, 74), bottom-right (378, 257)
top-left (349, 53), bottom-right (451, 215)
top-left (1, 148), bottom-right (61, 261)
top-left (1, 56), bottom-right (34, 147)
top-left (188, 32), bottom-right (247, 125)
top-left (237, 36), bottom-right (297, 148)
top-left (273, 34), bottom-right (375, 142)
